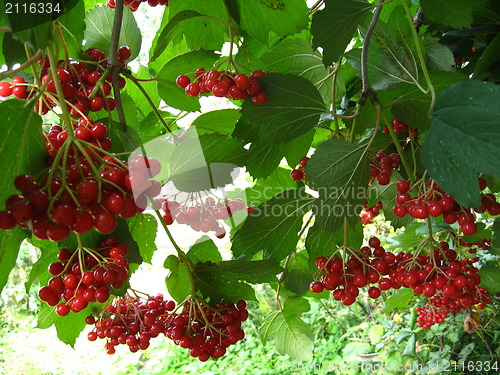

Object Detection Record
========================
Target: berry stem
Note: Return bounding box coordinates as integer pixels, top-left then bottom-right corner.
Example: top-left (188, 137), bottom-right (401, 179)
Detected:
top-left (0, 49), bottom-right (42, 81)
top-left (47, 46), bottom-right (75, 138)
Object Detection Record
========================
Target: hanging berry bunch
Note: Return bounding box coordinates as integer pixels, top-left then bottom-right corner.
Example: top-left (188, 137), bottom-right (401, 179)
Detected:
top-left (38, 236), bottom-right (131, 316)
top-left (107, 0), bottom-right (169, 12)
top-left (369, 149), bottom-right (401, 185)
top-left (176, 69), bottom-right (268, 105)
top-left (290, 156), bottom-right (309, 181)
top-left (382, 118), bottom-right (419, 138)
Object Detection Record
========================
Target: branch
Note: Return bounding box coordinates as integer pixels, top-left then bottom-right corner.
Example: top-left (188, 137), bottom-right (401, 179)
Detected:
top-left (360, 0), bottom-right (385, 104)
top-left (0, 50), bottom-right (42, 81)
top-left (413, 7), bottom-right (424, 33)
top-left (108, 0), bottom-right (127, 125)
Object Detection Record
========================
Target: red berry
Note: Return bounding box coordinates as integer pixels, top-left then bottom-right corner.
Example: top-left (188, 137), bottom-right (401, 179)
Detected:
top-left (176, 75), bottom-right (191, 89)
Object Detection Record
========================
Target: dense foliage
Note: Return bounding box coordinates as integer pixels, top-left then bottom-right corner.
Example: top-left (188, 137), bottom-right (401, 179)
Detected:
top-left (0, 0), bottom-right (499, 370)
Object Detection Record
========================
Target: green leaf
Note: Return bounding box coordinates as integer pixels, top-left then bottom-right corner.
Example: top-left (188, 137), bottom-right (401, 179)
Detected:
top-left (478, 262), bottom-right (500, 293)
top-left (232, 189), bottom-right (314, 262)
top-left (384, 288), bottom-right (414, 314)
top-left (240, 73), bottom-right (326, 144)
top-left (125, 65), bottom-right (161, 117)
top-left (368, 170), bottom-right (412, 229)
top-left (156, 50), bottom-right (219, 112)
top-left (421, 81), bottom-right (500, 208)
top-left (420, 0), bottom-right (473, 29)
top-left (305, 139), bottom-right (370, 233)
top-left (167, 130), bottom-right (248, 192)
top-left (207, 259), bottom-right (282, 284)
top-left (0, 100), bottom-right (46, 205)
top-left (164, 255), bottom-right (191, 303)
top-left (489, 218), bottom-right (500, 256)
top-left (1, 33), bottom-right (26, 69)
top-left (11, 22), bottom-right (52, 51)
top-left (128, 214), bottom-right (157, 264)
top-left (191, 109), bottom-right (241, 136)
top-left (192, 261), bottom-right (256, 303)
top-left (260, 38), bottom-right (334, 101)
top-left (106, 120), bottom-right (142, 153)
top-left (284, 127), bottom-right (315, 169)
top-left (84, 6), bottom-right (141, 60)
top-left (236, 0), bottom-right (309, 45)
top-left (58, 0), bottom-right (86, 58)
top-left (151, 10), bottom-right (204, 62)
top-left (245, 167), bottom-right (297, 208)
top-left (391, 72), bottom-right (468, 131)
top-left (187, 236), bottom-right (222, 263)
top-left (246, 141), bottom-right (286, 179)
top-left (260, 298), bottom-right (313, 361)
top-left (475, 33), bottom-right (500, 81)
top-left (311, 0), bottom-right (371, 66)
top-left (168, 0), bottom-right (227, 51)
top-left (424, 39), bottom-right (454, 72)
top-left (282, 251), bottom-right (314, 296)
top-left (403, 334), bottom-right (416, 357)
top-left (0, 228), bottom-right (26, 294)
top-left (25, 237), bottom-right (59, 293)
top-left (305, 221), bottom-right (363, 269)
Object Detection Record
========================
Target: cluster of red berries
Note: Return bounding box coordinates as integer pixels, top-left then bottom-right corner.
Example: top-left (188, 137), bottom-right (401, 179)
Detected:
top-left (310, 238), bottom-right (491, 320)
top-left (38, 236), bottom-right (130, 316)
top-left (164, 298), bottom-right (248, 361)
top-left (369, 150), bottom-right (401, 185)
top-left (176, 69), bottom-right (268, 104)
top-left (159, 196), bottom-right (246, 238)
top-left (290, 156), bottom-right (309, 181)
top-left (460, 237), bottom-right (490, 253)
top-left (87, 293), bottom-right (176, 354)
top-left (0, 76), bottom-right (28, 99)
top-left (393, 177), bottom-right (499, 235)
top-left (88, 294), bottom-right (248, 360)
top-left (107, 0), bottom-right (169, 12)
top-left (382, 118), bottom-right (418, 137)
top-left (359, 200), bottom-right (382, 225)
top-left (31, 46), bottom-right (130, 115)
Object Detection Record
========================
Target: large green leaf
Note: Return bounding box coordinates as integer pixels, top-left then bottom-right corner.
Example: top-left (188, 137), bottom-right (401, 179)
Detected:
top-left (384, 288), bottom-right (414, 314)
top-left (164, 255), bottom-right (191, 303)
top-left (245, 168), bottom-right (298, 208)
top-left (311, 0), bottom-right (371, 66)
top-left (421, 81), bottom-right (500, 208)
top-left (478, 262), bottom-right (500, 293)
top-left (260, 298), bottom-right (314, 361)
top-left (240, 73), bottom-right (326, 144)
top-left (167, 131), bottom-right (248, 192)
top-left (106, 119), bottom-right (142, 153)
top-left (191, 109), bottom-right (241, 136)
top-left (236, 0), bottom-right (309, 45)
top-left (231, 189), bottom-right (314, 262)
top-left (168, 0), bottom-right (227, 51)
top-left (1, 32), bottom-right (27, 69)
top-left (305, 221), bottom-right (363, 270)
top-left (150, 10), bottom-right (204, 62)
top-left (125, 65), bottom-right (162, 118)
top-left (187, 236), bottom-right (223, 263)
top-left (128, 214), bottom-right (157, 264)
top-left (305, 139), bottom-right (370, 233)
top-left (84, 6), bottom-right (141, 60)
top-left (490, 218), bottom-right (500, 256)
top-left (0, 228), bottom-right (26, 294)
top-left (156, 50), bottom-right (219, 112)
top-left (420, 0), bottom-right (473, 29)
top-left (58, 0), bottom-right (86, 58)
top-left (424, 39), bottom-right (455, 72)
top-left (246, 141), bottom-right (287, 180)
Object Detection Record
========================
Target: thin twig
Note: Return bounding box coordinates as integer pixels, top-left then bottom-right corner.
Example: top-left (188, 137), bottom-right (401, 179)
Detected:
top-left (108, 0), bottom-right (127, 125)
top-left (0, 50), bottom-right (42, 81)
top-left (360, 0), bottom-right (385, 103)
top-left (307, 0), bottom-right (324, 14)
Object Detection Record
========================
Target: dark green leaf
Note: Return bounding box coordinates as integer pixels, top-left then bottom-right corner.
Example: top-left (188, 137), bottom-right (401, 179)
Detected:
top-left (311, 0), bottom-right (371, 66)
top-left (208, 259), bottom-right (282, 284)
top-left (403, 334), bottom-right (416, 357)
top-left (246, 141), bottom-right (286, 179)
top-left (0, 228), bottom-right (26, 293)
top-left (231, 189), bottom-right (314, 262)
top-left (11, 22), bottom-right (52, 51)
top-left (168, 0), bottom-right (227, 51)
top-left (84, 6), bottom-right (141, 60)
top-left (106, 120), bottom-right (142, 153)
top-left (474, 33), bottom-right (500, 81)
top-left (151, 10), bottom-right (203, 61)
top-left (164, 255), bottom-right (191, 303)
top-left (384, 288), bottom-right (414, 314)
top-left (245, 167), bottom-right (297, 208)
top-left (305, 139), bottom-right (370, 233)
top-left (305, 221), bottom-right (363, 270)
top-left (128, 214), bottom-right (157, 264)
top-left (284, 128), bottom-right (315, 169)
top-left (421, 81), bottom-right (500, 208)
top-left (58, 0), bottom-right (86, 58)
top-left (191, 109), bottom-right (241, 136)
top-left (236, 0), bottom-right (308, 45)
top-left (193, 261), bottom-right (256, 303)
top-left (25, 237), bottom-right (59, 293)
top-left (232, 115), bottom-right (260, 144)
top-left (2, 33), bottom-right (27, 69)
top-left (156, 50), bottom-right (218, 112)
top-left (479, 262), bottom-right (500, 293)
top-left (420, 0), bottom-right (473, 29)
top-left (490, 218), bottom-right (500, 256)
top-left (240, 73), bottom-right (326, 144)
top-left (424, 39), bottom-right (455, 72)
top-left (260, 38), bottom-right (334, 101)
top-left (187, 236), bottom-right (222, 263)
top-left (260, 298), bottom-right (313, 361)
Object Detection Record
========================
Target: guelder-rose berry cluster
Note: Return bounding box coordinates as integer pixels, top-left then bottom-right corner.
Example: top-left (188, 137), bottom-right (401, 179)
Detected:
top-left (158, 196), bottom-right (246, 238)
top-left (369, 150), bottom-right (401, 185)
top-left (359, 200), bottom-right (382, 225)
top-left (107, 0), bottom-right (169, 12)
top-left (87, 293), bottom-right (176, 354)
top-left (393, 177), bottom-right (499, 235)
top-left (176, 69), bottom-right (268, 104)
top-left (0, 76), bottom-right (28, 99)
top-left (38, 236), bottom-right (130, 316)
top-left (290, 156), bottom-right (309, 181)
top-left (382, 118), bottom-right (419, 137)
top-left (310, 237), bottom-right (491, 326)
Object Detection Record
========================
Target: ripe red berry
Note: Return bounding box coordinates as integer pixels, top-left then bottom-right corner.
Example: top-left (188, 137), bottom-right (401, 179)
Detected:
top-left (176, 75), bottom-right (191, 89)
top-left (118, 45), bottom-right (132, 61)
